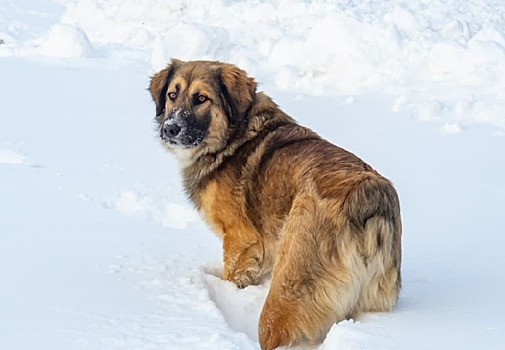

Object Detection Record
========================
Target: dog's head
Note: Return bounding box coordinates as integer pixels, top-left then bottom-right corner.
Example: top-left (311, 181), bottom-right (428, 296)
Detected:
top-left (149, 59), bottom-right (256, 158)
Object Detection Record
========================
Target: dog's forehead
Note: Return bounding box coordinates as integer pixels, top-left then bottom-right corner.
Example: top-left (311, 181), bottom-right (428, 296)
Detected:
top-left (185, 60), bottom-right (221, 72)
top-left (177, 62), bottom-right (220, 81)
top-left (171, 62), bottom-right (220, 92)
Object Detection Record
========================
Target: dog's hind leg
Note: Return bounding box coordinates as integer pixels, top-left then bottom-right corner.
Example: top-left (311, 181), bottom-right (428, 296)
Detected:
top-left (258, 193), bottom-right (365, 350)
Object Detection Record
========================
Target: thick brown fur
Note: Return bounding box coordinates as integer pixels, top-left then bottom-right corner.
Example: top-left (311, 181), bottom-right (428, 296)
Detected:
top-left (149, 60), bottom-right (402, 350)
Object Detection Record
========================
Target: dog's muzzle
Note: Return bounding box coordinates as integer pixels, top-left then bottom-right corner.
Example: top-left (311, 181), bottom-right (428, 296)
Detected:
top-left (159, 108), bottom-right (207, 148)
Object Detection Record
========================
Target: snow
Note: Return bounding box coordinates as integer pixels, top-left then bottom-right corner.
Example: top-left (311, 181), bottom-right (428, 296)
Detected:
top-left (0, 150), bottom-right (25, 164)
top-left (1, 1), bottom-right (505, 350)
top-left (107, 191), bottom-right (199, 230)
top-left (39, 23), bottom-right (93, 58)
top-left (2, 1), bottom-right (505, 132)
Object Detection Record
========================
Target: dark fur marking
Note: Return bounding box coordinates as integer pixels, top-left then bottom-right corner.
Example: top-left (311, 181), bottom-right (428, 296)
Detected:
top-left (257, 137), bottom-right (321, 177)
top-left (345, 179), bottom-right (400, 230)
top-left (216, 72), bottom-right (236, 125)
top-left (376, 232), bottom-right (383, 251)
top-left (155, 67), bottom-right (176, 117)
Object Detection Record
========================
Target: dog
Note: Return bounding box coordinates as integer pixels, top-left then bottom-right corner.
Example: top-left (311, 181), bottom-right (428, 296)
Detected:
top-left (149, 59), bottom-right (402, 350)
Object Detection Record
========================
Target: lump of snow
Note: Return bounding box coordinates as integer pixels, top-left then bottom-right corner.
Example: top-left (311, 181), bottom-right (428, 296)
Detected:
top-left (0, 150), bottom-right (25, 164)
top-left (414, 100), bottom-right (443, 122)
top-left (151, 23), bottom-right (229, 69)
top-left (160, 202), bottom-right (199, 230)
top-left (392, 6), bottom-right (421, 38)
top-left (39, 24), bottom-right (93, 58)
top-left (428, 42), bottom-right (466, 77)
top-left (109, 191), bottom-right (199, 230)
top-left (441, 123), bottom-right (463, 134)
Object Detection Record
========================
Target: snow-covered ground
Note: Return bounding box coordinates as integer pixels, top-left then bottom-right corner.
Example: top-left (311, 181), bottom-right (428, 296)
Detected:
top-left (1, 1), bottom-right (505, 349)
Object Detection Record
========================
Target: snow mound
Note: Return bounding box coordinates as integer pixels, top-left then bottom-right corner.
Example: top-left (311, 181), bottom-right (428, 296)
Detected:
top-left (107, 191), bottom-right (199, 229)
top-left (53, 0), bottom-right (505, 132)
top-left (39, 24), bottom-right (93, 58)
top-left (320, 320), bottom-right (396, 350)
top-left (202, 262), bottom-right (269, 342)
top-left (151, 23), bottom-right (229, 71)
top-left (441, 123), bottom-right (463, 134)
top-left (0, 149), bottom-right (25, 164)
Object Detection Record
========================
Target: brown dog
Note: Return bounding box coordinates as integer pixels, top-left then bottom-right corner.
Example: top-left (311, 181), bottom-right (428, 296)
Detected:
top-left (149, 59), bottom-right (402, 349)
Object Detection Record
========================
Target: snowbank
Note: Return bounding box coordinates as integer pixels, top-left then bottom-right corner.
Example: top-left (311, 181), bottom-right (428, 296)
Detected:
top-left (106, 191), bottom-right (199, 230)
top-left (0, 150), bottom-right (25, 164)
top-left (3, 0), bottom-right (505, 132)
top-left (39, 24), bottom-right (93, 58)
top-left (58, 0), bottom-right (505, 132)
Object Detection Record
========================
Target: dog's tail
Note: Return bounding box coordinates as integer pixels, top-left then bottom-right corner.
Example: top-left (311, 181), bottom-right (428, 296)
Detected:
top-left (344, 175), bottom-right (402, 310)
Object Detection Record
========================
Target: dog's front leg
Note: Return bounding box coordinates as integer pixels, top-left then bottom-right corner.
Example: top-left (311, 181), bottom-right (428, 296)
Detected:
top-left (222, 233), bottom-right (264, 288)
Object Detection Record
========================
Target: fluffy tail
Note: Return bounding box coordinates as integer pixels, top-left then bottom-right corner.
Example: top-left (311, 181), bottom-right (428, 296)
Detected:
top-left (345, 176), bottom-right (402, 311)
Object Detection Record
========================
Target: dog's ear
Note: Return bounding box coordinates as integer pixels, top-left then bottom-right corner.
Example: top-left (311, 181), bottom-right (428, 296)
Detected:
top-left (218, 64), bottom-right (257, 125)
top-left (149, 59), bottom-right (183, 117)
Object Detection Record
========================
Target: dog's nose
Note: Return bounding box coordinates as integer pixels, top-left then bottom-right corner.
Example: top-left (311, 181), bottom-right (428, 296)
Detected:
top-left (163, 123), bottom-right (181, 138)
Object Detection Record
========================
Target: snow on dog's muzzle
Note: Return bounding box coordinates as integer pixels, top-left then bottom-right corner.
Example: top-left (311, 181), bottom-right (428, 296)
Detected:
top-left (159, 104), bottom-right (208, 148)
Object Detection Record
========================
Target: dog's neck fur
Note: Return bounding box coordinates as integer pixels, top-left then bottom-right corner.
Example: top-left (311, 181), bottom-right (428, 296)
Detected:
top-left (179, 92), bottom-right (295, 204)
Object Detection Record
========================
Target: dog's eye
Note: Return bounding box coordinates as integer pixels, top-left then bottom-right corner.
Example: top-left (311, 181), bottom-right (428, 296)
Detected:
top-left (168, 92), bottom-right (177, 101)
top-left (195, 95), bottom-right (209, 104)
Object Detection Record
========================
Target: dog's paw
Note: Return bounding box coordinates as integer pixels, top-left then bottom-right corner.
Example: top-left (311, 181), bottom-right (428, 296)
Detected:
top-left (229, 266), bottom-right (261, 288)
top-left (224, 244), bottom-right (263, 288)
